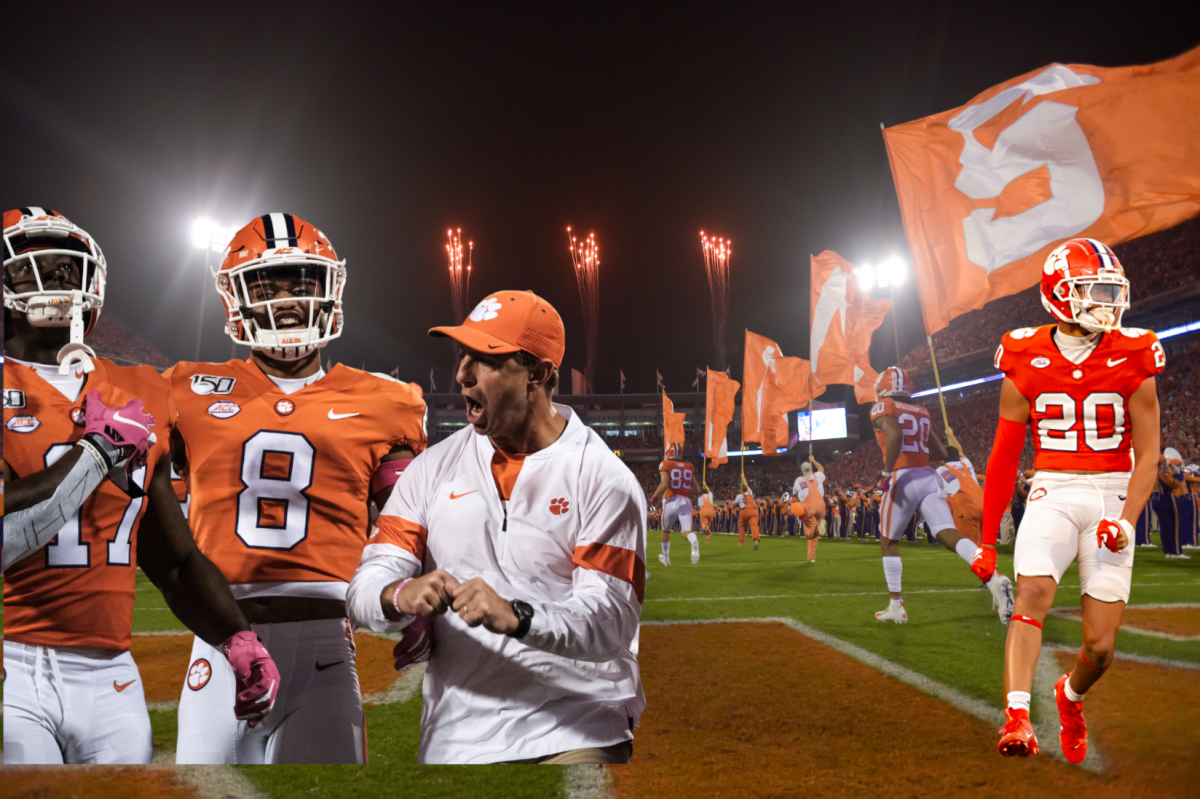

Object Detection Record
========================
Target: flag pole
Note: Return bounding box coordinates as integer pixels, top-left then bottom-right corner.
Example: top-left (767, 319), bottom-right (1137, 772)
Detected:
top-left (926, 334), bottom-right (951, 436)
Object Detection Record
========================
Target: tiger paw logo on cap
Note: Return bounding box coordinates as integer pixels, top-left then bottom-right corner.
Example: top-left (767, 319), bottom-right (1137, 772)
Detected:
top-left (470, 297), bottom-right (502, 322)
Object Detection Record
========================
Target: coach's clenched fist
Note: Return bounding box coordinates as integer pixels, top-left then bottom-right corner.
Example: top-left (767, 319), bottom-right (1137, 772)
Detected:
top-left (448, 578), bottom-right (519, 636)
top-left (381, 570), bottom-right (460, 620)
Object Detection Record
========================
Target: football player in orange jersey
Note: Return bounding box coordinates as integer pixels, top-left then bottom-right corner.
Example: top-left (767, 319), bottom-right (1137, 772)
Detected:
top-left (984, 239), bottom-right (1163, 762)
top-left (166, 213), bottom-right (427, 764)
top-left (870, 366), bottom-right (1014, 626)
top-left (793, 455), bottom-right (827, 561)
top-left (2, 208), bottom-right (277, 765)
top-left (650, 443), bottom-right (700, 564)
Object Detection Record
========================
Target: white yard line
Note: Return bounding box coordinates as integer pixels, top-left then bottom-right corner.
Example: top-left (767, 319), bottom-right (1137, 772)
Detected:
top-left (1047, 606), bottom-right (1200, 642)
top-left (1041, 643), bottom-right (1200, 672)
top-left (563, 765), bottom-right (614, 799)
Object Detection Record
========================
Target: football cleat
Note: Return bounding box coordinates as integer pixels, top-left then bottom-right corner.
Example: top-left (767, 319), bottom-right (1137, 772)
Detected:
top-left (658, 553), bottom-right (671, 567)
top-left (988, 574), bottom-right (1015, 625)
top-left (691, 547), bottom-right (700, 565)
top-left (1055, 674), bottom-right (1088, 764)
top-left (875, 601), bottom-right (908, 624)
top-left (753, 539), bottom-right (759, 550)
top-left (998, 707), bottom-right (1039, 757)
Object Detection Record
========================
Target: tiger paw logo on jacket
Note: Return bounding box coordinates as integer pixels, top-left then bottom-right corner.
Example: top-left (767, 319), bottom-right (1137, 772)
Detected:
top-left (549, 497), bottom-right (570, 516)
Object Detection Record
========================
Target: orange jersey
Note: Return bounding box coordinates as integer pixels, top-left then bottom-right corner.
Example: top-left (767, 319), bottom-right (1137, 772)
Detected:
top-left (871, 397), bottom-right (933, 471)
top-left (4, 359), bottom-right (172, 650)
top-left (658, 459), bottom-right (695, 499)
top-left (738, 490), bottom-right (758, 514)
top-left (995, 325), bottom-right (1164, 472)
top-left (944, 461), bottom-right (983, 517)
top-left (165, 361), bottom-right (426, 591)
top-left (699, 493), bottom-right (714, 514)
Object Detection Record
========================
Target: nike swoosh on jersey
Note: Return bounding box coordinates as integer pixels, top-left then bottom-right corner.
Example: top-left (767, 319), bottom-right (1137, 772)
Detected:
top-left (112, 411), bottom-right (150, 432)
top-left (114, 679), bottom-right (136, 692)
top-left (449, 490), bottom-right (478, 500)
top-left (315, 660), bottom-right (344, 671)
top-left (328, 410), bottom-right (360, 420)
top-left (1107, 357), bottom-right (1127, 367)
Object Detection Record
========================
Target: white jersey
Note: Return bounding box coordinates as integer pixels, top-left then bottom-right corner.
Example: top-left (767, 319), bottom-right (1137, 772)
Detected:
top-left (792, 472), bottom-right (825, 501)
top-left (346, 405), bottom-right (646, 764)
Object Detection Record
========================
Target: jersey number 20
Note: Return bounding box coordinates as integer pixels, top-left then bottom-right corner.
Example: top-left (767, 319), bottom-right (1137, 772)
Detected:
top-left (237, 431), bottom-right (315, 550)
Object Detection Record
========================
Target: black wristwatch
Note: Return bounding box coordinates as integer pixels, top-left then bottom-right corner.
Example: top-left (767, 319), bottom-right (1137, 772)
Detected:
top-left (508, 599), bottom-right (534, 639)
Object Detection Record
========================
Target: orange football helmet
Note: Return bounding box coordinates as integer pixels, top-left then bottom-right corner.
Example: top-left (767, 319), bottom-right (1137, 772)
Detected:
top-left (4, 207), bottom-right (106, 372)
top-left (1041, 238), bottom-right (1129, 333)
top-left (665, 442), bottom-right (682, 459)
top-left (215, 213), bottom-right (346, 361)
top-left (874, 366), bottom-right (912, 401)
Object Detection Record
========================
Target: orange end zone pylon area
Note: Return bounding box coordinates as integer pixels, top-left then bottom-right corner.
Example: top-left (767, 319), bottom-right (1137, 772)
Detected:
top-left (4, 768), bottom-right (200, 799)
top-left (611, 621), bottom-right (1195, 799)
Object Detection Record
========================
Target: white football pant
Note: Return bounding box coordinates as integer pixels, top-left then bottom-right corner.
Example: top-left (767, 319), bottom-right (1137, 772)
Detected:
top-left (662, 495), bottom-right (693, 533)
top-left (3, 639), bottom-right (153, 764)
top-left (879, 467), bottom-right (956, 541)
top-left (176, 617), bottom-right (365, 764)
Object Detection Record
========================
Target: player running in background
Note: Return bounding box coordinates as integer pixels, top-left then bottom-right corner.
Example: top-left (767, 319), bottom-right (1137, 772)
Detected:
top-left (166, 213), bottom-right (426, 764)
top-left (871, 366), bottom-right (1015, 625)
top-left (792, 455), bottom-right (827, 562)
top-left (698, 479), bottom-right (715, 542)
top-left (982, 239), bottom-right (1163, 761)
top-left (2, 208), bottom-right (276, 764)
top-left (735, 474), bottom-right (760, 549)
top-left (650, 443), bottom-right (700, 565)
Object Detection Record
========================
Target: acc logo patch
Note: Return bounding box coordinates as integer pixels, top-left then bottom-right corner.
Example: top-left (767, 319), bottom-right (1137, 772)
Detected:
top-left (1028, 487), bottom-right (1048, 502)
top-left (274, 399), bottom-right (296, 416)
top-left (549, 497), bottom-right (571, 516)
top-left (70, 407), bottom-right (86, 426)
top-left (6, 415), bottom-right (40, 433)
top-left (3, 389), bottom-right (26, 409)
top-left (190, 375), bottom-right (237, 395)
top-left (1031, 356), bottom-right (1051, 368)
top-left (187, 658), bottom-right (212, 691)
top-left (207, 401), bottom-right (241, 419)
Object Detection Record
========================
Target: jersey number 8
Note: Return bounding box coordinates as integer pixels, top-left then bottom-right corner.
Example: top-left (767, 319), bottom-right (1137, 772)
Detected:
top-left (237, 431), bottom-right (315, 550)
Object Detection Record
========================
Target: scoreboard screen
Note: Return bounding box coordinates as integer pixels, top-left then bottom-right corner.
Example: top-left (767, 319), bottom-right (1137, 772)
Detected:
top-left (795, 408), bottom-right (848, 441)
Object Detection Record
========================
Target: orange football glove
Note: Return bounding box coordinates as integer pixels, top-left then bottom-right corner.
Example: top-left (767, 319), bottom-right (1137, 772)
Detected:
top-left (970, 545), bottom-right (997, 583)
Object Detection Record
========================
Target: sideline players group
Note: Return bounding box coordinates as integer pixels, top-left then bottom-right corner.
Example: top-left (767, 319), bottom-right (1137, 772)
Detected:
top-left (2, 201), bottom-right (1164, 769)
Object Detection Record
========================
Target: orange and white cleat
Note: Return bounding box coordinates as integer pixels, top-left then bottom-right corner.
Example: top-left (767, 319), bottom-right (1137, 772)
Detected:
top-left (1055, 674), bottom-right (1088, 764)
top-left (874, 600), bottom-right (908, 624)
top-left (998, 707), bottom-right (1039, 757)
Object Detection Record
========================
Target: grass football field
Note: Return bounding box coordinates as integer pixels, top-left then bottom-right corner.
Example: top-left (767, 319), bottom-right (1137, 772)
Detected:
top-left (4, 531), bottom-right (1198, 798)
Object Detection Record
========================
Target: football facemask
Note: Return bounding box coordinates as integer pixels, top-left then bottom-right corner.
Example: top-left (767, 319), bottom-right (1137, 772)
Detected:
top-left (216, 213), bottom-right (346, 361)
top-left (3, 208), bottom-right (105, 373)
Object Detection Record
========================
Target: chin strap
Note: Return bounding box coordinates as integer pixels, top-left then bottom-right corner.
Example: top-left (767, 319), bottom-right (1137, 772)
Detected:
top-left (982, 417), bottom-right (1026, 546)
top-left (56, 291), bottom-right (96, 375)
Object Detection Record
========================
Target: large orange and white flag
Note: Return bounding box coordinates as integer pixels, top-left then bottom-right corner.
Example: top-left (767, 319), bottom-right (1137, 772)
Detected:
top-left (883, 47), bottom-right (1200, 335)
top-left (705, 369), bottom-right (739, 467)
top-left (810, 251), bottom-right (892, 404)
top-left (761, 356), bottom-right (813, 456)
top-left (662, 391), bottom-right (686, 456)
top-left (742, 330), bottom-right (814, 451)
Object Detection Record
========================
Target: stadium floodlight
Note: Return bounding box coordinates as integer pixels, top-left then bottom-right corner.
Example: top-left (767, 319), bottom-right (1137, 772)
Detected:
top-left (854, 264), bottom-right (876, 292)
top-left (856, 257), bottom-right (907, 290)
top-left (191, 218), bottom-right (228, 254)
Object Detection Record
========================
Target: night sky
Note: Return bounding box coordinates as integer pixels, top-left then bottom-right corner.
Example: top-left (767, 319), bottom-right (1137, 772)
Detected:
top-left (4, 2), bottom-right (1197, 397)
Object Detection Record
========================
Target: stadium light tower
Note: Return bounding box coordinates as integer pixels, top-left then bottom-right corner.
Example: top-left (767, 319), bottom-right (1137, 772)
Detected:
top-left (191, 218), bottom-right (228, 361)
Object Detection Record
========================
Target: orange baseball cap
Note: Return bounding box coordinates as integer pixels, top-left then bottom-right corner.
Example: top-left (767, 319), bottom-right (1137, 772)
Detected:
top-left (430, 290), bottom-right (565, 368)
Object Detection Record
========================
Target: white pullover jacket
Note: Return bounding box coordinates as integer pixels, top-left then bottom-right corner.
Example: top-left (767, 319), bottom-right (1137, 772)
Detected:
top-left (347, 405), bottom-right (647, 764)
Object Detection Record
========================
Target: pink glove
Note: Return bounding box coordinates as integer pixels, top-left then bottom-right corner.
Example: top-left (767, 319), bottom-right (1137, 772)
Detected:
top-left (1096, 518), bottom-right (1132, 553)
top-left (221, 631), bottom-right (280, 728)
top-left (392, 613), bottom-right (433, 672)
top-left (79, 389), bottom-right (156, 495)
top-left (876, 472), bottom-right (892, 493)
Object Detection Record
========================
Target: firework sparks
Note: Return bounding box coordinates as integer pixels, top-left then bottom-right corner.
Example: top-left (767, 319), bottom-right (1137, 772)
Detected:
top-left (701, 231), bottom-right (732, 370)
top-left (446, 228), bottom-right (473, 323)
top-left (567, 226), bottom-right (600, 393)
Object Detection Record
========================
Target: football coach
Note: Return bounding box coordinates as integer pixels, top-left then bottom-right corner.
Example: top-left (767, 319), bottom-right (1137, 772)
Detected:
top-left (347, 290), bottom-right (647, 764)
